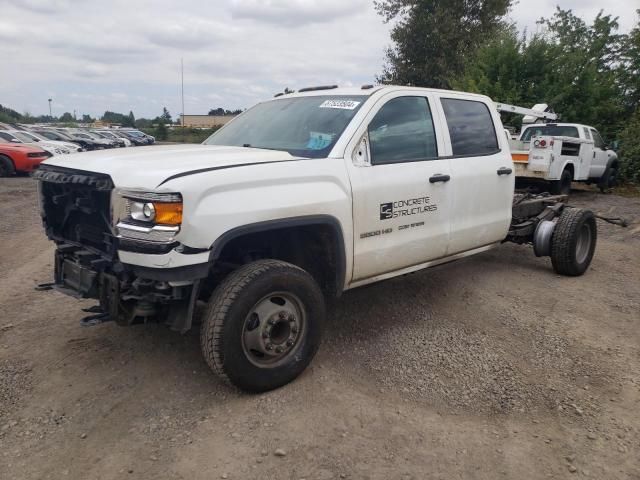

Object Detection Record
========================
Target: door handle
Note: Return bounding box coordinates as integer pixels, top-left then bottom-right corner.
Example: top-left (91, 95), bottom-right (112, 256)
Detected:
top-left (497, 167), bottom-right (512, 176)
top-left (429, 174), bottom-right (450, 183)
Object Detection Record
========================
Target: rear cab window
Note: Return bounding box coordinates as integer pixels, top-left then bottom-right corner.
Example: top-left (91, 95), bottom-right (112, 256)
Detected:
top-left (440, 98), bottom-right (499, 156)
top-left (520, 125), bottom-right (579, 142)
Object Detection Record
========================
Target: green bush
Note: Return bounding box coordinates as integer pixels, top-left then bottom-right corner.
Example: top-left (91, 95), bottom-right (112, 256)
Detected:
top-left (619, 109), bottom-right (640, 184)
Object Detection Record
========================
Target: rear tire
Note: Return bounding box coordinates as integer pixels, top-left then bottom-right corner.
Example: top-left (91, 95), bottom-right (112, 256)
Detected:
top-left (200, 259), bottom-right (325, 392)
top-left (550, 169), bottom-right (572, 195)
top-left (550, 208), bottom-right (597, 276)
top-left (0, 155), bottom-right (15, 177)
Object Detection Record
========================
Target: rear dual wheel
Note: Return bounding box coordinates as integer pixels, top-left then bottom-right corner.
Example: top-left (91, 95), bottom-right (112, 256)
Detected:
top-left (200, 259), bottom-right (324, 392)
top-left (550, 208), bottom-right (597, 276)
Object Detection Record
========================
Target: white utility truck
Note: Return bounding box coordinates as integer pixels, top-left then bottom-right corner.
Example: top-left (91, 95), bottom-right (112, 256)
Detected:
top-left (34, 86), bottom-right (598, 391)
top-left (498, 103), bottom-right (619, 194)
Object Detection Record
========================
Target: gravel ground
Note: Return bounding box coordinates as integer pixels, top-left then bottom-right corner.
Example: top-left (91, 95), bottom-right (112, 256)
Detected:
top-left (0, 177), bottom-right (638, 479)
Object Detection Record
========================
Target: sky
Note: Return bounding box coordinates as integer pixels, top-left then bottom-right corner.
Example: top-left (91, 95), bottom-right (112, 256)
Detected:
top-left (0, 0), bottom-right (637, 119)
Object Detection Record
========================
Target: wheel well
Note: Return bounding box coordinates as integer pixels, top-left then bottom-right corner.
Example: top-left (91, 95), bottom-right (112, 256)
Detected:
top-left (207, 219), bottom-right (345, 298)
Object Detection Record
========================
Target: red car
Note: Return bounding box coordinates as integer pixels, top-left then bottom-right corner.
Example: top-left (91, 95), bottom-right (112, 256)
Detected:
top-left (0, 142), bottom-right (51, 176)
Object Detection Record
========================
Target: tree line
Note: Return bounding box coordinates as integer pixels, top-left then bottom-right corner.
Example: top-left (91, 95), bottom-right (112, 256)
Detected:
top-left (376, 1), bottom-right (640, 182)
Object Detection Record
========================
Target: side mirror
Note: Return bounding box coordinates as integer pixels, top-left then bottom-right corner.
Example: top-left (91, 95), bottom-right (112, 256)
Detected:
top-left (352, 133), bottom-right (371, 167)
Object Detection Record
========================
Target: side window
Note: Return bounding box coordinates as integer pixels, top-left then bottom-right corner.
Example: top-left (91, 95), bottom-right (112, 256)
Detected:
top-left (591, 129), bottom-right (605, 149)
top-left (583, 127), bottom-right (592, 140)
top-left (368, 96), bottom-right (438, 165)
top-left (441, 98), bottom-right (499, 156)
top-left (0, 132), bottom-right (13, 142)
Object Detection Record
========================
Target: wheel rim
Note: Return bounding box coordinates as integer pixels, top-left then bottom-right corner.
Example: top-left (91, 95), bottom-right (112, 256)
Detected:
top-left (575, 223), bottom-right (592, 264)
top-left (241, 292), bottom-right (305, 368)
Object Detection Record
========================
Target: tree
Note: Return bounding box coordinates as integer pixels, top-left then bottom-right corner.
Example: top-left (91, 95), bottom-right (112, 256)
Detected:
top-left (619, 108), bottom-right (640, 183)
top-left (619, 10), bottom-right (640, 113)
top-left (208, 107), bottom-right (244, 116)
top-left (155, 121), bottom-right (168, 141)
top-left (161, 107), bottom-right (172, 123)
top-left (375, 0), bottom-right (513, 88)
top-left (453, 8), bottom-right (630, 140)
top-left (124, 111), bottom-right (136, 128)
top-left (81, 114), bottom-right (94, 123)
top-left (59, 112), bottom-right (74, 122)
top-left (0, 104), bottom-right (24, 124)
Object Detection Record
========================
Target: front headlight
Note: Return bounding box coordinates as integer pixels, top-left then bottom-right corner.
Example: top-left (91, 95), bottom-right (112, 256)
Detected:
top-left (113, 190), bottom-right (183, 245)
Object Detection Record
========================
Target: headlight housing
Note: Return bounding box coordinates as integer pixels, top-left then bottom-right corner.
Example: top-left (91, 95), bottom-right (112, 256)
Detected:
top-left (113, 190), bottom-right (183, 246)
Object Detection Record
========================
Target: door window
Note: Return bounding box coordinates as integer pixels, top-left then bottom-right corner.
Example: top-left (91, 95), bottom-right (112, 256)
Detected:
top-left (590, 129), bottom-right (605, 149)
top-left (441, 98), bottom-right (499, 156)
top-left (368, 97), bottom-right (438, 165)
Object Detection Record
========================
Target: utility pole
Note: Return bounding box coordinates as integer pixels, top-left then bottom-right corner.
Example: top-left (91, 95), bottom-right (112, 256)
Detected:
top-left (181, 58), bottom-right (185, 143)
top-left (48, 98), bottom-right (52, 120)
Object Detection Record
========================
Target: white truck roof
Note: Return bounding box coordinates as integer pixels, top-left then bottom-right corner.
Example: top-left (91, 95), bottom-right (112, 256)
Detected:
top-left (272, 85), bottom-right (492, 102)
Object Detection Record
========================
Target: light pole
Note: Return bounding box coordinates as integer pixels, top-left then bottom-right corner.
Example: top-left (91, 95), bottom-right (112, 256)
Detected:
top-left (48, 98), bottom-right (52, 119)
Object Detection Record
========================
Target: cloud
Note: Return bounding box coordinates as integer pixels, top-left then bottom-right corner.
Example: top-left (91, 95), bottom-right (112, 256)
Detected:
top-left (5, 0), bottom-right (79, 14)
top-left (0, 0), bottom-right (635, 119)
top-left (75, 63), bottom-right (111, 78)
top-left (230, 0), bottom-right (369, 26)
top-left (145, 19), bottom-right (237, 49)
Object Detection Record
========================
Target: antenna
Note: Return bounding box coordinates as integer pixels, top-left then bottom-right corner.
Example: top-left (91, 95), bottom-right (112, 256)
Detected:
top-left (181, 58), bottom-right (185, 141)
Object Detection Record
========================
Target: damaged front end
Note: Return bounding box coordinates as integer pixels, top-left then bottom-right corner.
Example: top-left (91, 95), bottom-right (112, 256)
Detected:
top-left (34, 165), bottom-right (202, 332)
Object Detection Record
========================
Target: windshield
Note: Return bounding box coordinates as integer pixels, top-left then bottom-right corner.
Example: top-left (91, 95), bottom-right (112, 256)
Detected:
top-left (521, 125), bottom-right (579, 141)
top-left (13, 132), bottom-right (39, 142)
top-left (204, 95), bottom-right (367, 158)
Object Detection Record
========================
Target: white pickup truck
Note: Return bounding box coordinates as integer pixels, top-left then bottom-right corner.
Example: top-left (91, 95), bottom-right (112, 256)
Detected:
top-left (34, 86), bottom-right (598, 391)
top-left (509, 123), bottom-right (619, 194)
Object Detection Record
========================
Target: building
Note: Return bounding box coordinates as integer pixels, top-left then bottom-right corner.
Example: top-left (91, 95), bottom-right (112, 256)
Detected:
top-left (179, 114), bottom-right (236, 128)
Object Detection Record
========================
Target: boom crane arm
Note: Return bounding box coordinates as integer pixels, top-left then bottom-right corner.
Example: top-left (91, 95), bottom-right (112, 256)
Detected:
top-left (494, 102), bottom-right (558, 123)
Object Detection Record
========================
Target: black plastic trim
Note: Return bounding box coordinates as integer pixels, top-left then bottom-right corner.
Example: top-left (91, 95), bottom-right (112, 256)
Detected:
top-left (128, 262), bottom-right (210, 282)
top-left (209, 215), bottom-right (347, 296)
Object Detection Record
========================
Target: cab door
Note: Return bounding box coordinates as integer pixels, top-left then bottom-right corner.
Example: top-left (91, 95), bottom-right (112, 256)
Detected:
top-left (434, 95), bottom-right (514, 255)
top-left (589, 128), bottom-right (609, 178)
top-left (347, 93), bottom-right (452, 282)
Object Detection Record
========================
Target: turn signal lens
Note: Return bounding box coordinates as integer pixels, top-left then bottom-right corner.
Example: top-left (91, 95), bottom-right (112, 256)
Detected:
top-left (153, 202), bottom-right (183, 225)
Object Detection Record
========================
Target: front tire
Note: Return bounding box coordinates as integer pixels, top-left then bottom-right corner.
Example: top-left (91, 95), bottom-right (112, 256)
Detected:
top-left (598, 166), bottom-right (618, 193)
top-left (0, 155), bottom-right (15, 177)
top-left (550, 208), bottom-right (597, 276)
top-left (200, 259), bottom-right (325, 392)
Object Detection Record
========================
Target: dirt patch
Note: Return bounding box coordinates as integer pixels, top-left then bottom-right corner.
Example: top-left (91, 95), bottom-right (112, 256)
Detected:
top-left (0, 177), bottom-right (639, 479)
top-left (0, 359), bottom-right (32, 420)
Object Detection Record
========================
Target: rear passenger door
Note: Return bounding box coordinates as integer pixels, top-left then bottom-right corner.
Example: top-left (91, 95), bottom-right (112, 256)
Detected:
top-left (348, 93), bottom-right (452, 281)
top-left (435, 96), bottom-right (513, 254)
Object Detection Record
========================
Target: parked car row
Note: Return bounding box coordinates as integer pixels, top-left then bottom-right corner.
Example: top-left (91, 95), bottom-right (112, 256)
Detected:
top-left (0, 125), bottom-right (155, 176)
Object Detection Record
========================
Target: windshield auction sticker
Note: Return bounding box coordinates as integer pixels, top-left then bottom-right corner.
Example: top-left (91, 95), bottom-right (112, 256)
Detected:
top-left (319, 100), bottom-right (361, 110)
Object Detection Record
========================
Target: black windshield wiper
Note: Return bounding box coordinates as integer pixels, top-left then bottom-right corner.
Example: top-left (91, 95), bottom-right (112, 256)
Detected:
top-left (242, 143), bottom-right (252, 148)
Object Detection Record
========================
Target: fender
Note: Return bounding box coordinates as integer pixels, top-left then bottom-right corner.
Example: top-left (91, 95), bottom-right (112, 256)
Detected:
top-left (556, 159), bottom-right (575, 179)
top-left (604, 153), bottom-right (619, 170)
top-left (209, 214), bottom-right (347, 296)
